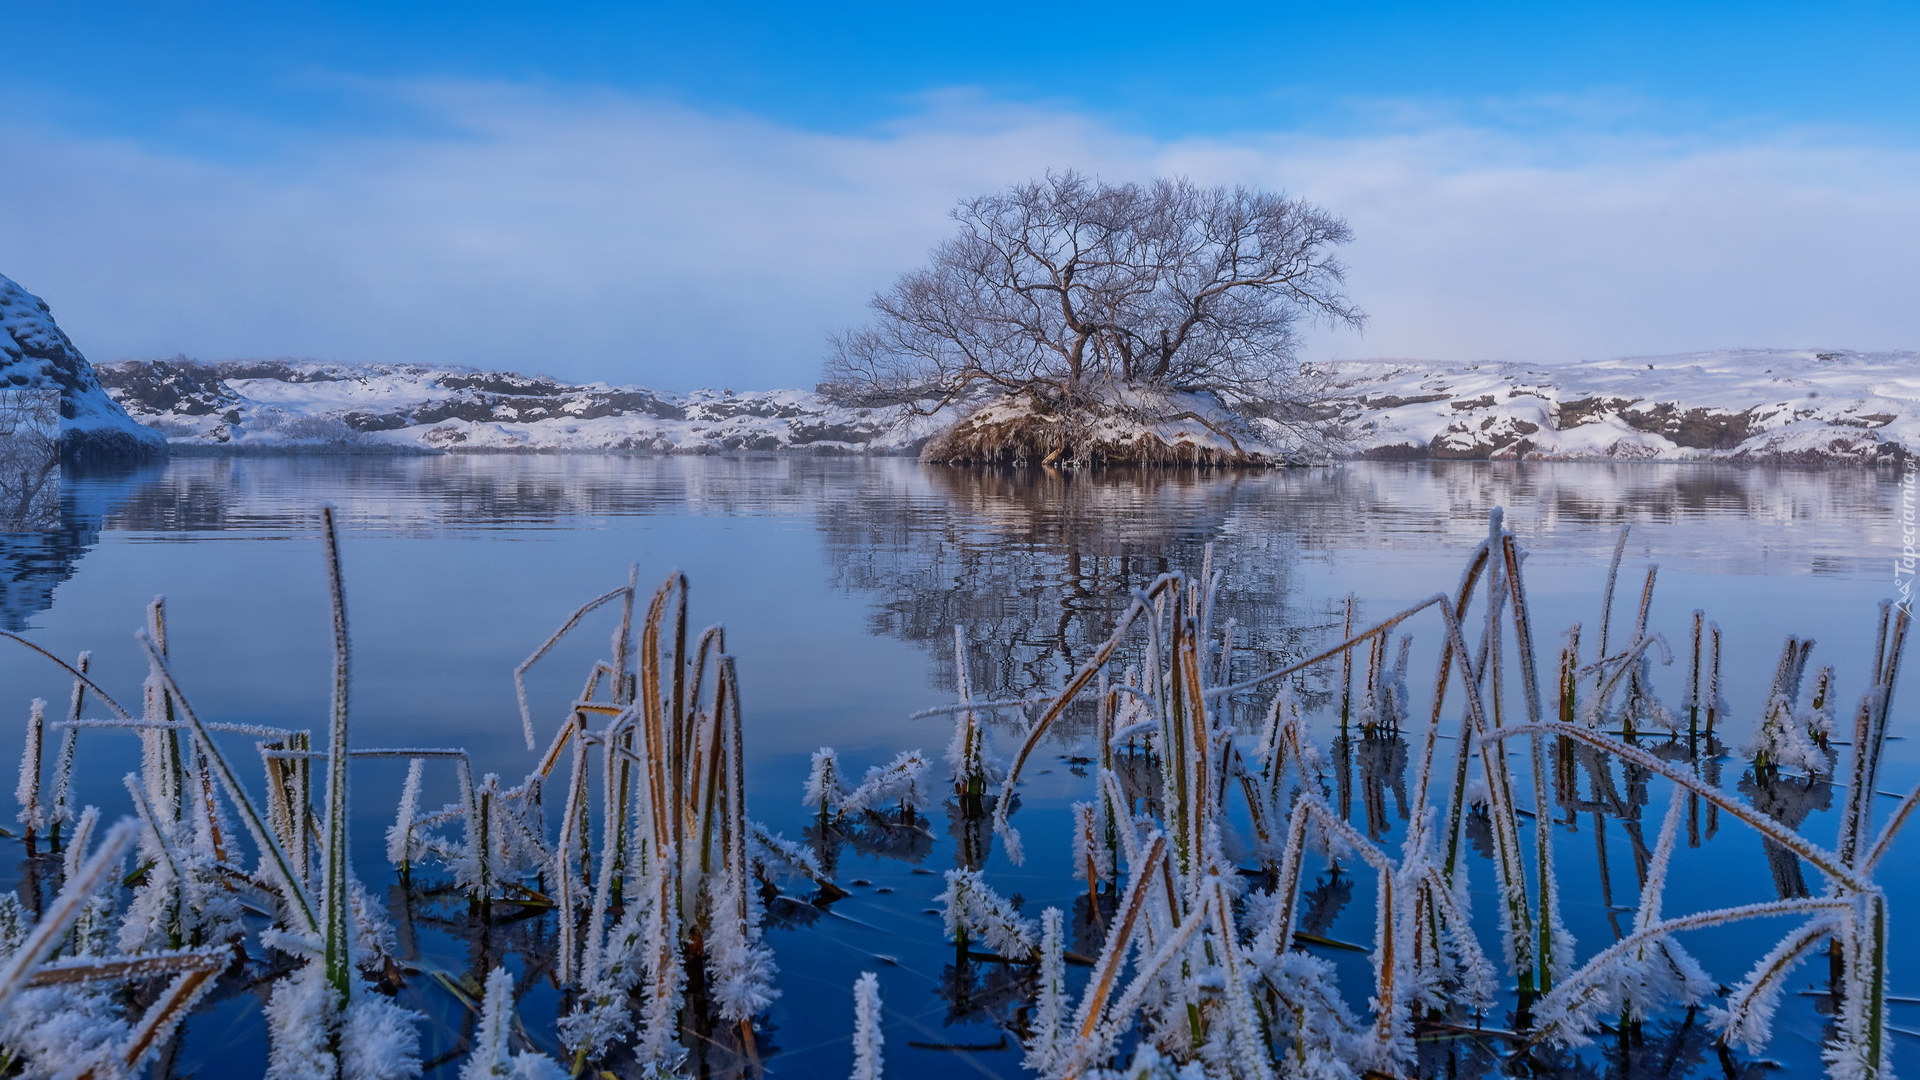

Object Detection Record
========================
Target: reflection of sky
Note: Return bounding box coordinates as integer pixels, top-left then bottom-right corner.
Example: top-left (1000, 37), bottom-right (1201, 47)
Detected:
top-left (0, 461), bottom-right (164, 631)
top-left (3, 456), bottom-right (1916, 1077)
top-left (6, 456), bottom-right (1908, 790)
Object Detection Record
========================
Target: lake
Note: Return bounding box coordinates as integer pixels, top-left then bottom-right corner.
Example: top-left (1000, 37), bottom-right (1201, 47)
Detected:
top-left (2, 455), bottom-right (1915, 1079)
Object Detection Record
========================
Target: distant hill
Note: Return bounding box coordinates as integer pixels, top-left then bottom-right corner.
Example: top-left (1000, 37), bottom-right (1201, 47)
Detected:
top-left (93, 348), bottom-right (1920, 464)
top-left (1314, 349), bottom-right (1920, 464)
top-left (95, 357), bottom-right (948, 455)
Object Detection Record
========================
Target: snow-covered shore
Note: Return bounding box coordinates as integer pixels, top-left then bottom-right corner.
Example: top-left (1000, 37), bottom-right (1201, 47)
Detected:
top-left (97, 358), bottom-right (951, 454)
top-left (95, 348), bottom-right (1920, 463)
top-left (1318, 348), bottom-right (1920, 463)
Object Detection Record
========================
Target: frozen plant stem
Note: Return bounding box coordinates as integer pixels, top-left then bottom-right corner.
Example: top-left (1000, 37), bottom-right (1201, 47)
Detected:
top-left (321, 505), bottom-right (354, 1008)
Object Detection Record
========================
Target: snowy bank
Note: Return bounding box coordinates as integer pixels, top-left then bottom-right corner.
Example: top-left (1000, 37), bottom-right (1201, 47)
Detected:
top-left (96, 358), bottom-right (951, 455)
top-left (95, 348), bottom-right (1920, 464)
top-left (1318, 349), bottom-right (1920, 464)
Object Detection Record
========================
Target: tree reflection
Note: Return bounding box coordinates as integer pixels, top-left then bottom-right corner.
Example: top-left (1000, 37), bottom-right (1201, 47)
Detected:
top-left (24, 455), bottom-right (1893, 658)
top-left (1, 385), bottom-right (60, 531)
top-left (0, 455), bottom-right (160, 632)
top-left (814, 465), bottom-right (1332, 706)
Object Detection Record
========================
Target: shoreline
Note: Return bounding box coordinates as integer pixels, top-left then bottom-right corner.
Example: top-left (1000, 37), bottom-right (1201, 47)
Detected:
top-left (139, 442), bottom-right (1915, 468)
top-left (99, 349), bottom-right (1920, 465)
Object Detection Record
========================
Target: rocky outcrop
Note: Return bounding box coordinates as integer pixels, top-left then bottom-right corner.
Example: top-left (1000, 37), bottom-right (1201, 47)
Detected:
top-left (96, 358), bottom-right (947, 454)
top-left (919, 387), bottom-right (1281, 466)
top-left (1319, 350), bottom-right (1920, 463)
top-left (89, 347), bottom-right (1920, 464)
top-left (0, 273), bottom-right (167, 463)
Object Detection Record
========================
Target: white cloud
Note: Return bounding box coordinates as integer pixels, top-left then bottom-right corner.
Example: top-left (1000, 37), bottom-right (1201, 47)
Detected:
top-left (1, 83), bottom-right (1915, 389)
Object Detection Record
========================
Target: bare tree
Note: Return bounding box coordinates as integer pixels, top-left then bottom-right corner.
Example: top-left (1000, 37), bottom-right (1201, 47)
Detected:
top-left (822, 172), bottom-right (1364, 415)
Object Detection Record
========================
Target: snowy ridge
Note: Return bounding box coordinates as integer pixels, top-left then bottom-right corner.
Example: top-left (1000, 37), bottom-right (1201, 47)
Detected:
top-left (1317, 349), bottom-right (1920, 463)
top-left (96, 348), bottom-right (1920, 462)
top-left (96, 358), bottom-right (950, 454)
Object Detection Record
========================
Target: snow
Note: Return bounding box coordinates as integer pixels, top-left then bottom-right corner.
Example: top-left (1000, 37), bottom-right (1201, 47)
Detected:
top-left (95, 347), bottom-right (1920, 461)
top-left (98, 358), bottom-right (953, 455)
top-left (919, 381), bottom-right (1293, 464)
top-left (0, 273), bottom-right (167, 459)
top-left (1317, 348), bottom-right (1920, 462)
top-left (0, 284), bottom-right (71, 365)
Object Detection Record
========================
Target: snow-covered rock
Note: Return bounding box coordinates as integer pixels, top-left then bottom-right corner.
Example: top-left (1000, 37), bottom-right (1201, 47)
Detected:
top-left (96, 358), bottom-right (951, 454)
top-left (95, 348), bottom-right (1920, 463)
top-left (1317, 349), bottom-right (1920, 463)
top-left (0, 273), bottom-right (167, 462)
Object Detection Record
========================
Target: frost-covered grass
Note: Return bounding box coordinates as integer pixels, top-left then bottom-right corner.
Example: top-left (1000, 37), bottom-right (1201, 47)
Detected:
top-left (0, 510), bottom-right (1915, 1079)
top-left (820, 518), bottom-right (1916, 1080)
top-left (0, 511), bottom-right (776, 1079)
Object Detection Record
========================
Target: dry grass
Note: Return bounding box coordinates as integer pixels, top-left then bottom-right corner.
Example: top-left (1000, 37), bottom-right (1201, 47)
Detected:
top-left (921, 393), bottom-right (1272, 467)
top-left (890, 524), bottom-right (1914, 1080)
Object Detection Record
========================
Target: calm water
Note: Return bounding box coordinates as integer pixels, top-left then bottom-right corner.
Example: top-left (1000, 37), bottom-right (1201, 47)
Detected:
top-left (2, 455), bottom-right (1916, 1078)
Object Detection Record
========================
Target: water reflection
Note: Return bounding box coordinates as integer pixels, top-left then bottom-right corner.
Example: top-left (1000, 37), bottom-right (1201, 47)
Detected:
top-left (6, 455), bottom-right (1912, 1080)
top-left (814, 466), bottom-right (1327, 702)
top-left (0, 459), bottom-right (161, 632)
top-left (1336, 730), bottom-right (1411, 840)
top-left (40, 456), bottom-right (1900, 651)
top-left (1739, 770), bottom-right (1832, 900)
top-left (1, 385), bottom-right (62, 629)
top-left (1, 385), bottom-right (61, 531)
top-left (60, 455), bottom-right (1894, 544)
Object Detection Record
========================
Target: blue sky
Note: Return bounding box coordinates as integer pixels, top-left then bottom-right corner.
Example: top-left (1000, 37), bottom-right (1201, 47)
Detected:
top-left (3, 2), bottom-right (1917, 387)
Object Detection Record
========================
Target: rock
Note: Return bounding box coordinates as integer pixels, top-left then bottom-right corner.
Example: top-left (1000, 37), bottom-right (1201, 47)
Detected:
top-left (95, 360), bottom-right (944, 454)
top-left (93, 355), bottom-right (239, 416)
top-left (0, 272), bottom-right (167, 463)
top-left (1316, 350), bottom-right (1920, 463)
top-left (84, 344), bottom-right (1920, 464)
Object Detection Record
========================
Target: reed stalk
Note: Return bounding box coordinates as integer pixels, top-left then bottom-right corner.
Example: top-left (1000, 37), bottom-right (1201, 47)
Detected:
top-left (321, 505), bottom-right (353, 1005)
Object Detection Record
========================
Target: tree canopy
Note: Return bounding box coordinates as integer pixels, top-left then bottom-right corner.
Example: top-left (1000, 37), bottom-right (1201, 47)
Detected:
top-left (822, 172), bottom-right (1364, 413)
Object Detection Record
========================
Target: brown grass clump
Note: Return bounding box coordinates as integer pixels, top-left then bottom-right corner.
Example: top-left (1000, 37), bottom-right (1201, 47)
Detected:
top-left (920, 392), bottom-right (1273, 466)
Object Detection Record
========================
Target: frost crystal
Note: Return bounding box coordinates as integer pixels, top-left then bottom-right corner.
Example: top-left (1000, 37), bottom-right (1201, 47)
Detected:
top-left (705, 879), bottom-right (778, 1022)
top-left (266, 960), bottom-right (425, 1080)
top-left (838, 750), bottom-right (932, 816)
top-left (804, 747), bottom-right (844, 813)
top-left (1023, 908), bottom-right (1068, 1074)
top-left (850, 971), bottom-right (883, 1080)
top-left (462, 967), bottom-right (566, 1080)
top-left (936, 867), bottom-right (1037, 957)
top-left (386, 758), bottom-right (426, 870)
top-left (15, 699), bottom-right (45, 833)
top-left (1072, 801), bottom-right (1114, 886)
